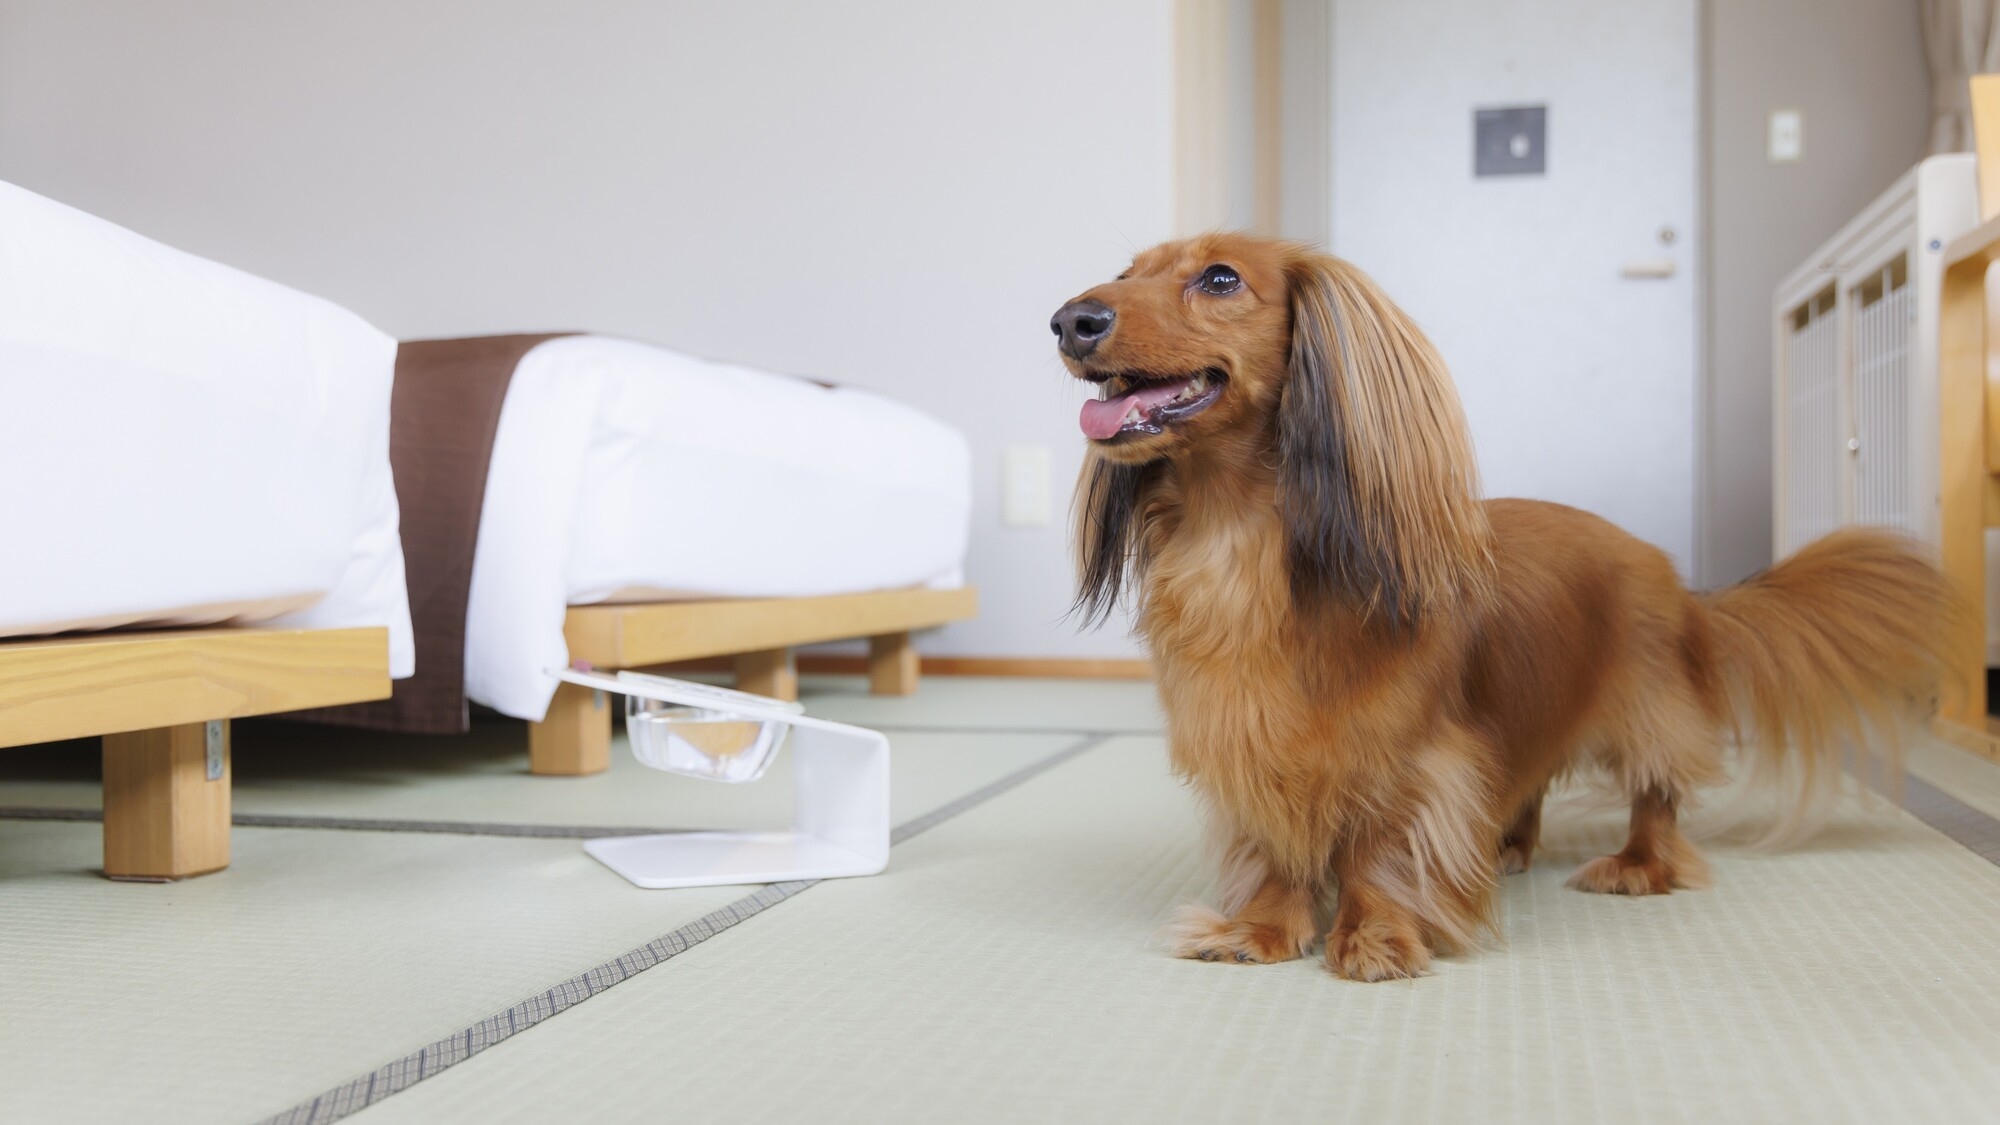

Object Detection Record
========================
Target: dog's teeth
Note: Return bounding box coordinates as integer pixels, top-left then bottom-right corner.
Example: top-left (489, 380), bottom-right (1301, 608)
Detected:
top-left (1123, 405), bottom-right (1143, 425)
top-left (1193, 372), bottom-right (1208, 393)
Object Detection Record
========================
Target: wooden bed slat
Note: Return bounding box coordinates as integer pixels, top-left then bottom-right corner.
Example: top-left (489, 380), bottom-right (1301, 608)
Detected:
top-left (563, 587), bottom-right (978, 668)
top-left (0, 626), bottom-right (391, 749)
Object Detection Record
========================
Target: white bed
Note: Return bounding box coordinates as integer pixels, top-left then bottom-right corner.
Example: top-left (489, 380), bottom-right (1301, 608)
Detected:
top-left (463, 335), bottom-right (971, 720)
top-left (0, 180), bottom-right (414, 675)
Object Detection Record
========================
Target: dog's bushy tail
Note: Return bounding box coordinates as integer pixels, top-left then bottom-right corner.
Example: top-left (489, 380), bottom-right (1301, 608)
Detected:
top-left (1699, 527), bottom-right (1965, 835)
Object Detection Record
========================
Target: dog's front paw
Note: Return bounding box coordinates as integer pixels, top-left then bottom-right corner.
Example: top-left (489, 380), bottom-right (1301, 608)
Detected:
top-left (1325, 919), bottom-right (1432, 981)
top-left (1168, 905), bottom-right (1309, 965)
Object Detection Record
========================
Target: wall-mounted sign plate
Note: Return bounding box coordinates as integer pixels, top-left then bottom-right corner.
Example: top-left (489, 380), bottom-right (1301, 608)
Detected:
top-left (1475, 105), bottom-right (1547, 177)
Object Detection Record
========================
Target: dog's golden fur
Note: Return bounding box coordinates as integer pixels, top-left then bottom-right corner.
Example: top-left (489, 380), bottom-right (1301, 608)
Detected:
top-left (1057, 234), bottom-right (1964, 981)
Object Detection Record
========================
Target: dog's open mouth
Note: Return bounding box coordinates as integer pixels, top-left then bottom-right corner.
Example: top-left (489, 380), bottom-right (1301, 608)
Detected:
top-left (1078, 369), bottom-right (1225, 441)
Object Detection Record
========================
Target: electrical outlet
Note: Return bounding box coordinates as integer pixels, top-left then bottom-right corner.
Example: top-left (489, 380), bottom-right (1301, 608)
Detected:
top-left (1768, 109), bottom-right (1802, 163)
top-left (1001, 446), bottom-right (1051, 527)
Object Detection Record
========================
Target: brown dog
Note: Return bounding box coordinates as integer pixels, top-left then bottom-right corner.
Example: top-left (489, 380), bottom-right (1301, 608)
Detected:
top-left (1052, 233), bottom-right (1960, 981)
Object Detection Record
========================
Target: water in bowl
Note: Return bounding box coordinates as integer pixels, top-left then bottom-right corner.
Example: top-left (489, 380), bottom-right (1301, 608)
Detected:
top-left (625, 700), bottom-right (786, 783)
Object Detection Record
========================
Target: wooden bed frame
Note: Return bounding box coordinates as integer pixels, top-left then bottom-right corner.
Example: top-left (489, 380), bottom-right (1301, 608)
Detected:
top-left (0, 627), bottom-right (391, 880)
top-left (528, 586), bottom-right (978, 776)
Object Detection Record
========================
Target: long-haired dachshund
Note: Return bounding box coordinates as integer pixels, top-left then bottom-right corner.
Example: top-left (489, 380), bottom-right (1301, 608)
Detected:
top-left (1052, 233), bottom-right (1961, 981)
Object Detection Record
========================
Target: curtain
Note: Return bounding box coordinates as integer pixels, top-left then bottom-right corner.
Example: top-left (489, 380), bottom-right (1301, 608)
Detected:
top-left (1922, 0), bottom-right (2000, 154)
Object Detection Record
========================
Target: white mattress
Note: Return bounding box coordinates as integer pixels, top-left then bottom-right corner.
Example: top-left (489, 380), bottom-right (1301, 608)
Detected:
top-left (0, 180), bottom-right (414, 676)
top-left (464, 335), bottom-right (971, 720)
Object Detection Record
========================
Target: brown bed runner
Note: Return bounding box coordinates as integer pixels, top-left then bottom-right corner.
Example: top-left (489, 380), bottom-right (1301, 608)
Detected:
top-left (299, 333), bottom-right (573, 733)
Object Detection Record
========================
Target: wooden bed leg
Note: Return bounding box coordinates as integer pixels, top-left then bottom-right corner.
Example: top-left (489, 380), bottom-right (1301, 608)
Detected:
top-left (868, 632), bottom-right (920, 696)
top-left (101, 721), bottom-right (231, 881)
top-left (736, 648), bottom-right (799, 701)
top-left (530, 681), bottom-right (612, 776)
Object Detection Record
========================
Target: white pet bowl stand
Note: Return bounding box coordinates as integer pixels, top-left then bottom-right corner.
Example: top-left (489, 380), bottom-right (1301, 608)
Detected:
top-left (548, 668), bottom-right (890, 890)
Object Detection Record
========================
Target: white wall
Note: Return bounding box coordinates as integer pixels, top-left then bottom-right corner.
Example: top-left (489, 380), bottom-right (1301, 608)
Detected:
top-left (1313, 1), bottom-right (1928, 588)
top-left (0, 0), bottom-right (1173, 658)
top-left (1330, 0), bottom-right (1702, 570)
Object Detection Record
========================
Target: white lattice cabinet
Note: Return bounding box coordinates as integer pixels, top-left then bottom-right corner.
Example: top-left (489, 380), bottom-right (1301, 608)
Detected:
top-left (1773, 163), bottom-right (1965, 528)
top-left (1772, 153), bottom-right (2000, 657)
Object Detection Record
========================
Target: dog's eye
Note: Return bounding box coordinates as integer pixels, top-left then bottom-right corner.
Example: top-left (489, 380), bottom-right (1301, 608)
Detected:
top-left (1197, 264), bottom-right (1242, 295)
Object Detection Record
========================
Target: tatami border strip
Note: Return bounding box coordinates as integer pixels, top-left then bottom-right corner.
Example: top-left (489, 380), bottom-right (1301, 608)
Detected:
top-left (1902, 774), bottom-right (2000, 866)
top-left (256, 732), bottom-right (1113, 1125)
top-left (0, 806), bottom-right (688, 839)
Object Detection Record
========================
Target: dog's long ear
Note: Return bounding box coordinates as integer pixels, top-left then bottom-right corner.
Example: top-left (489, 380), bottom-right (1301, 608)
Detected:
top-left (1072, 453), bottom-right (1157, 627)
top-left (1278, 252), bottom-right (1492, 629)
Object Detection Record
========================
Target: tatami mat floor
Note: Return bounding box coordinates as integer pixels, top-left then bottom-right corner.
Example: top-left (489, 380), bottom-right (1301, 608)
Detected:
top-left (4, 677), bottom-right (1999, 1124)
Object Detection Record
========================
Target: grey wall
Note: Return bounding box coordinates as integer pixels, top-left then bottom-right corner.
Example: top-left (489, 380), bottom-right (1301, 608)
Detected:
top-left (1278, 0), bottom-right (1333, 245)
top-left (0, 0), bottom-right (1175, 658)
top-left (1703, 0), bottom-right (1931, 585)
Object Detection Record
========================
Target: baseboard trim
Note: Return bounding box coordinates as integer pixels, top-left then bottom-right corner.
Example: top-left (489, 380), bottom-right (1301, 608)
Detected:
top-left (1934, 717), bottom-right (2000, 765)
top-left (658, 655), bottom-right (1153, 680)
top-left (908, 656), bottom-right (1152, 679)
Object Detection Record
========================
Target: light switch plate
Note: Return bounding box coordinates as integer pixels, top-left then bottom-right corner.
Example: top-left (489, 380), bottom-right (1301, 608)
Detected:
top-left (1001, 446), bottom-right (1051, 528)
top-left (1768, 109), bottom-right (1802, 163)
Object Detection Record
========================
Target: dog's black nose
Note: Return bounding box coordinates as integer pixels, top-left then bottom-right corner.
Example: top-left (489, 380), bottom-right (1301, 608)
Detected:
top-left (1050, 299), bottom-right (1115, 360)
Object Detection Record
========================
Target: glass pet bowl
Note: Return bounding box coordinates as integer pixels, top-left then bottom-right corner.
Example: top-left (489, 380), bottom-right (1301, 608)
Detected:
top-left (623, 679), bottom-right (804, 783)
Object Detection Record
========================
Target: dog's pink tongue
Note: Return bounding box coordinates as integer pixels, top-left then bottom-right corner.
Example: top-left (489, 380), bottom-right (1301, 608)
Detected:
top-left (1079, 382), bottom-right (1186, 440)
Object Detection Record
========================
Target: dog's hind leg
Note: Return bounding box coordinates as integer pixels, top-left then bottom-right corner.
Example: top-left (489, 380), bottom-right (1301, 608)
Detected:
top-left (1566, 784), bottom-right (1710, 894)
top-left (1498, 792), bottom-right (1543, 875)
top-left (1567, 685), bottom-right (1720, 894)
top-left (1170, 835), bottom-right (1318, 965)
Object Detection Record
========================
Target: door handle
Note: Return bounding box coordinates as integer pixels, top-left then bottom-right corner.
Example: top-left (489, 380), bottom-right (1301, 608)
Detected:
top-left (1620, 258), bottom-right (1677, 279)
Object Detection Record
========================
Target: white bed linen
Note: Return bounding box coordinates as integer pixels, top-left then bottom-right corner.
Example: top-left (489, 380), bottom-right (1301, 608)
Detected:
top-left (0, 180), bottom-right (414, 676)
top-left (464, 336), bottom-right (970, 720)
